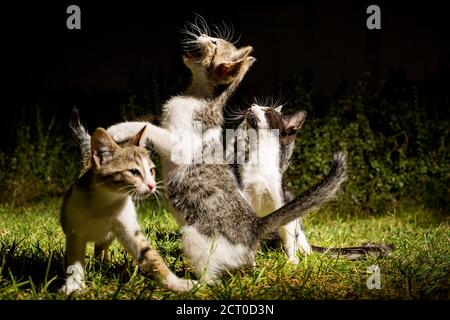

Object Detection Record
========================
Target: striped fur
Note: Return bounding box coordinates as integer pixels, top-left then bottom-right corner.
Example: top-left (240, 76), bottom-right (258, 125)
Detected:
top-left (60, 127), bottom-right (195, 294)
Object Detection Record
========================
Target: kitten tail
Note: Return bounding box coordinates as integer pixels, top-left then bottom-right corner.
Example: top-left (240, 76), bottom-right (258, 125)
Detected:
top-left (69, 107), bottom-right (92, 176)
top-left (258, 152), bottom-right (347, 238)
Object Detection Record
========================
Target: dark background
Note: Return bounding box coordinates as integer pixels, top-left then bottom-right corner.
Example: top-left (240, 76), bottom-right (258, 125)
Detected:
top-left (1, 1), bottom-right (448, 133)
top-left (2, 1), bottom-right (449, 94)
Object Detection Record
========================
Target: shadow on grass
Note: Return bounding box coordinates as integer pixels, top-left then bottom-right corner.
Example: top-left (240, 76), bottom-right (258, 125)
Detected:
top-left (0, 240), bottom-right (66, 294)
top-left (0, 237), bottom-right (196, 297)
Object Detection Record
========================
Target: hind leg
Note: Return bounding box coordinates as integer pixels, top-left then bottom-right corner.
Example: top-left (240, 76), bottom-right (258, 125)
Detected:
top-left (279, 219), bottom-right (311, 264)
top-left (295, 218), bottom-right (312, 256)
top-left (94, 232), bottom-right (115, 263)
top-left (182, 225), bottom-right (254, 284)
top-left (182, 226), bottom-right (221, 284)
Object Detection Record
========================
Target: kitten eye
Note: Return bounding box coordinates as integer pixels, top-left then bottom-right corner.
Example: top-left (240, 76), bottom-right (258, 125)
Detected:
top-left (129, 169), bottom-right (141, 177)
top-left (150, 168), bottom-right (156, 177)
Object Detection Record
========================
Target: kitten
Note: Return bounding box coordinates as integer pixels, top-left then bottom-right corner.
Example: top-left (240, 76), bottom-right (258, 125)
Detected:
top-left (231, 103), bottom-right (394, 261)
top-left (60, 124), bottom-right (195, 295)
top-left (73, 19), bottom-right (347, 283)
top-left (230, 103), bottom-right (310, 263)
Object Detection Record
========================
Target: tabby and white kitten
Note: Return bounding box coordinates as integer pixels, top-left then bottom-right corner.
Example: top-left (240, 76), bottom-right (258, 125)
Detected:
top-left (230, 103), bottom-right (310, 264)
top-left (102, 21), bottom-right (348, 283)
top-left (60, 125), bottom-right (195, 295)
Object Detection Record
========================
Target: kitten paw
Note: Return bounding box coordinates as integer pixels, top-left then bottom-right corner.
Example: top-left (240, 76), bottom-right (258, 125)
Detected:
top-left (246, 56), bottom-right (257, 66)
top-left (60, 279), bottom-right (86, 295)
top-left (165, 274), bottom-right (198, 293)
top-left (298, 245), bottom-right (312, 256)
top-left (287, 256), bottom-right (300, 265)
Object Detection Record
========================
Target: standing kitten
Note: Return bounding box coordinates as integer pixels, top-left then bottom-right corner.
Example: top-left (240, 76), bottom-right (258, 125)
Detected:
top-left (60, 126), bottom-right (195, 294)
top-left (230, 103), bottom-right (310, 263)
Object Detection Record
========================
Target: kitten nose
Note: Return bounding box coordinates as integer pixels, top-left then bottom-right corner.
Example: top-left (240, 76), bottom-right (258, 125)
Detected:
top-left (147, 183), bottom-right (156, 191)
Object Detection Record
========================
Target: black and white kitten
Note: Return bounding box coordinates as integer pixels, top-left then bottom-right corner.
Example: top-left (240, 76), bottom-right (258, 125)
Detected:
top-left (230, 104), bottom-right (310, 263)
top-left (231, 103), bottom-right (394, 261)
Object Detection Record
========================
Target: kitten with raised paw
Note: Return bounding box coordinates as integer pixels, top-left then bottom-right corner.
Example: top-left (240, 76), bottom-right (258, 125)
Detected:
top-left (60, 123), bottom-right (196, 295)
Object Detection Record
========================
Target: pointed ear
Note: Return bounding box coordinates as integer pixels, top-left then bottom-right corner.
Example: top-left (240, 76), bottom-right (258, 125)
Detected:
top-left (286, 111), bottom-right (307, 134)
top-left (216, 46), bottom-right (253, 81)
top-left (217, 61), bottom-right (243, 80)
top-left (274, 105), bottom-right (283, 113)
top-left (238, 46), bottom-right (253, 59)
top-left (129, 125), bottom-right (148, 147)
top-left (91, 128), bottom-right (119, 168)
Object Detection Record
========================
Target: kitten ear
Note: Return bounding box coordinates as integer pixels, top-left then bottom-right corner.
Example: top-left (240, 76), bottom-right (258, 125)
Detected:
top-left (130, 125), bottom-right (148, 147)
top-left (274, 105), bottom-right (283, 113)
top-left (217, 61), bottom-right (243, 80)
top-left (286, 111), bottom-right (307, 134)
top-left (238, 46), bottom-right (253, 59)
top-left (217, 46), bottom-right (254, 81)
top-left (91, 128), bottom-right (119, 168)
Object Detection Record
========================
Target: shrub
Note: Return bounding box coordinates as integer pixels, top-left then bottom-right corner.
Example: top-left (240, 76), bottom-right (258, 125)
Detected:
top-left (0, 107), bottom-right (78, 205)
top-left (283, 69), bottom-right (449, 215)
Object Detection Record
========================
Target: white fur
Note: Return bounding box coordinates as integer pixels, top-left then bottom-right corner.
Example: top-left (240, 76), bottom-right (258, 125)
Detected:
top-left (60, 262), bottom-right (85, 295)
top-left (182, 226), bottom-right (253, 283)
top-left (108, 121), bottom-right (174, 158)
top-left (164, 272), bottom-right (197, 292)
top-left (239, 104), bottom-right (311, 263)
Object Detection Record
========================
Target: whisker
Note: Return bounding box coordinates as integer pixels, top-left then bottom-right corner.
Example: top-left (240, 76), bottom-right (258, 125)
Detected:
top-left (153, 191), bottom-right (162, 210)
top-left (232, 32), bottom-right (242, 45)
top-left (155, 185), bottom-right (167, 191)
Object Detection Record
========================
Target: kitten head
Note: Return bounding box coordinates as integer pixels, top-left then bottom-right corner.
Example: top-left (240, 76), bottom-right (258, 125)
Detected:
top-left (245, 104), bottom-right (307, 145)
top-left (90, 126), bottom-right (157, 197)
top-left (182, 17), bottom-right (253, 87)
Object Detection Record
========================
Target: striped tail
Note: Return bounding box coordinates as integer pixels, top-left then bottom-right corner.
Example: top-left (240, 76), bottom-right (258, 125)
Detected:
top-left (258, 152), bottom-right (347, 238)
top-left (69, 108), bottom-right (92, 176)
top-left (311, 243), bottom-right (394, 260)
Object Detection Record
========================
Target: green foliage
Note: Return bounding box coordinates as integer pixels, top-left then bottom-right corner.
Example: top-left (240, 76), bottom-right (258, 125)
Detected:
top-left (283, 70), bottom-right (449, 215)
top-left (0, 107), bottom-right (78, 205)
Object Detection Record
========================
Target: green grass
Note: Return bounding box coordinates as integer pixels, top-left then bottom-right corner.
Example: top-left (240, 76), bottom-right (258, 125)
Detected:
top-left (0, 199), bottom-right (448, 300)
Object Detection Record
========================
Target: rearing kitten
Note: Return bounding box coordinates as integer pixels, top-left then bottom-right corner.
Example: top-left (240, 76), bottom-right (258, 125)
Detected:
top-left (231, 103), bottom-right (394, 261)
top-left (230, 103), bottom-right (310, 263)
top-left (60, 123), bottom-right (195, 295)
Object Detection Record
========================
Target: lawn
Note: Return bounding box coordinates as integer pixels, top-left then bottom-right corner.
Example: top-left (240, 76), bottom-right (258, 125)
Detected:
top-left (0, 199), bottom-right (448, 300)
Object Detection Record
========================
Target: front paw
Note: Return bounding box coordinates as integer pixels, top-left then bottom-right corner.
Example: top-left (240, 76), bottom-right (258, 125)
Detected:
top-left (167, 278), bottom-right (198, 293)
top-left (246, 56), bottom-right (257, 66)
top-left (241, 56), bottom-right (256, 72)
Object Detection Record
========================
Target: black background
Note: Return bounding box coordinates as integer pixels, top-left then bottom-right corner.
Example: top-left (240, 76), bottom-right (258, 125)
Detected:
top-left (0, 0), bottom-right (448, 147)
